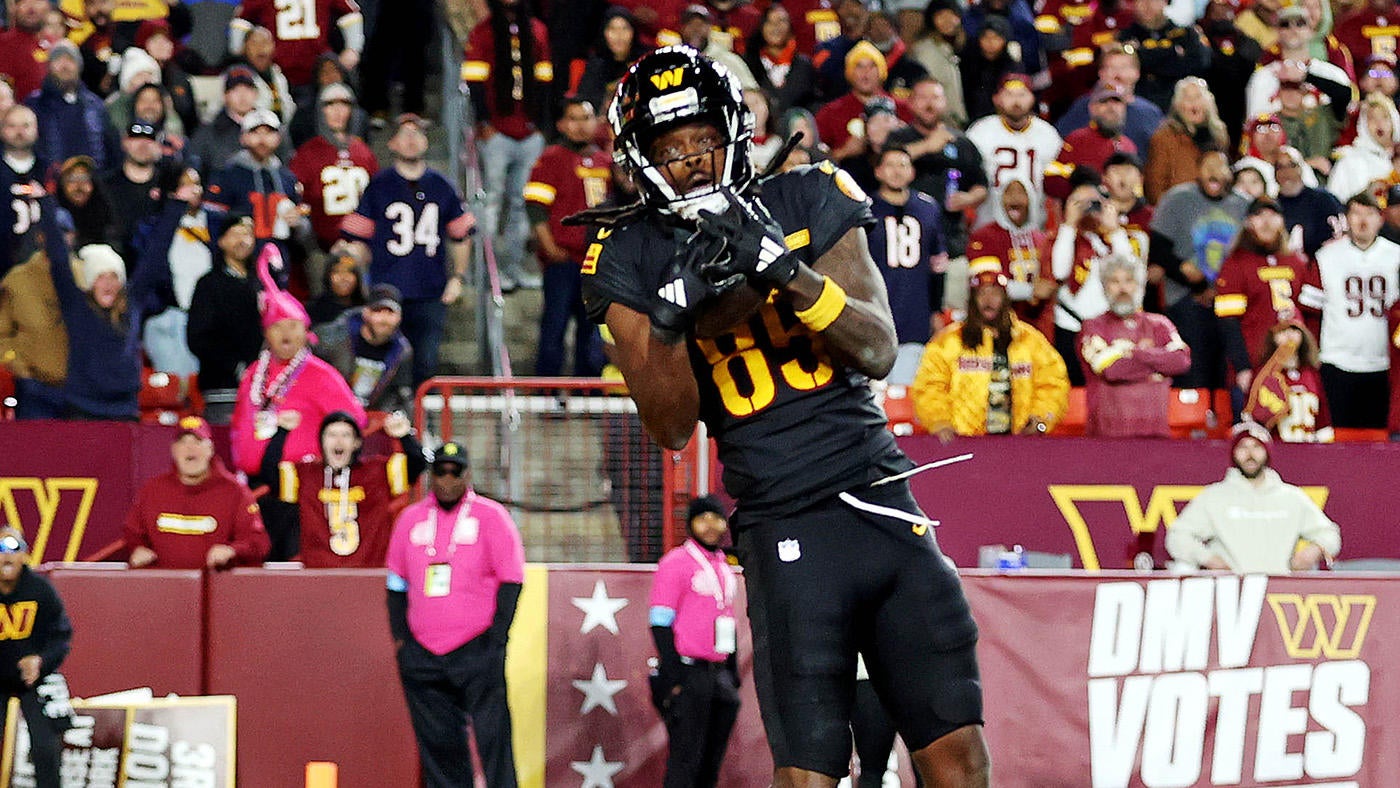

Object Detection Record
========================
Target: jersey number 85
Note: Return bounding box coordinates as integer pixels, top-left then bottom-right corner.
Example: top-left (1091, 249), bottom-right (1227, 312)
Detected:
top-left (695, 302), bottom-right (834, 417)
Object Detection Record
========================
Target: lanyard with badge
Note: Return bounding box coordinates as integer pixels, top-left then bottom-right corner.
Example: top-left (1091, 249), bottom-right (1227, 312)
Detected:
top-left (423, 493), bottom-right (478, 598)
top-left (685, 541), bottom-right (736, 655)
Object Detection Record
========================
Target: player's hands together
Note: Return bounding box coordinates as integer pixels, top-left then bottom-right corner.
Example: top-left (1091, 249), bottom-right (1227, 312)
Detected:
top-left (696, 190), bottom-right (799, 290)
top-left (650, 231), bottom-right (745, 344)
top-left (17, 655), bottom-right (41, 687)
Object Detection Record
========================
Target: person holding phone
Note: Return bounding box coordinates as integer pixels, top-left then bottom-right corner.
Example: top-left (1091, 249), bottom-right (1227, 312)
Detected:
top-left (1046, 177), bottom-right (1147, 384)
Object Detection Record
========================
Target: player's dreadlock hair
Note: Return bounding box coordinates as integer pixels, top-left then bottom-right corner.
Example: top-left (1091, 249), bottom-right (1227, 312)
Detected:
top-left (961, 283), bottom-right (1014, 356)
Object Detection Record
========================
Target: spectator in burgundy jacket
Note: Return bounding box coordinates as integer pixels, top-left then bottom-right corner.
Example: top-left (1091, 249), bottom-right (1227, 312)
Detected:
top-left (125, 416), bottom-right (270, 569)
top-left (1079, 254), bottom-right (1192, 437)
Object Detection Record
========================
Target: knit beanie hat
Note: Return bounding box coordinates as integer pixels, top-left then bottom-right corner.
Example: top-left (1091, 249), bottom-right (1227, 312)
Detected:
top-left (76, 245), bottom-right (126, 291)
top-left (319, 410), bottom-right (364, 442)
top-left (1230, 421), bottom-right (1272, 462)
top-left (48, 40), bottom-right (81, 67)
top-left (118, 47), bottom-right (161, 94)
top-left (845, 41), bottom-right (889, 84)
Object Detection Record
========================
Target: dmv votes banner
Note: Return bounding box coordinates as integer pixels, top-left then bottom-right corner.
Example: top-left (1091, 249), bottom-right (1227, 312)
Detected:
top-left (0, 697), bottom-right (234, 788)
top-left (966, 572), bottom-right (1398, 788)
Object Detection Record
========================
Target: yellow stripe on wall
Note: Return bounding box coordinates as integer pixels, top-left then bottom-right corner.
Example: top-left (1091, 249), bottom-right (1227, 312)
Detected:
top-left (508, 564), bottom-right (548, 788)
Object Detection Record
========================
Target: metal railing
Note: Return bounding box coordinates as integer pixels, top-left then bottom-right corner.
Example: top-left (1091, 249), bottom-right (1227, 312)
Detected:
top-left (440, 24), bottom-right (512, 378)
top-left (413, 377), bottom-right (716, 562)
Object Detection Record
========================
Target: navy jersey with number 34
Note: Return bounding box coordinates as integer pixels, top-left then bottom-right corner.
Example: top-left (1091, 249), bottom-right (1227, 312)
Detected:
top-left (341, 169), bottom-right (474, 300)
top-left (582, 163), bottom-right (912, 514)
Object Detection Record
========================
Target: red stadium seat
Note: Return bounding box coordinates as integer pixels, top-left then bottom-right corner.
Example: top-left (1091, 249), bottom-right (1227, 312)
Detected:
top-left (0, 365), bottom-right (14, 420)
top-left (1209, 389), bottom-right (1233, 439)
top-left (1053, 387), bottom-right (1087, 436)
top-left (882, 385), bottom-right (926, 436)
top-left (1332, 428), bottom-right (1389, 442)
top-left (1169, 388), bottom-right (1213, 439)
top-left (138, 369), bottom-right (203, 425)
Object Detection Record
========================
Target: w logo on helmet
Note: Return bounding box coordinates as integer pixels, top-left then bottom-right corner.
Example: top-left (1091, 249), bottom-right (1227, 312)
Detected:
top-left (650, 67), bottom-right (685, 90)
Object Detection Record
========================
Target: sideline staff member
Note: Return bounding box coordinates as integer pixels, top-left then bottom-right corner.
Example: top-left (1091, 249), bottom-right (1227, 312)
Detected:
top-left (649, 495), bottom-right (741, 788)
top-left (386, 442), bottom-right (525, 788)
top-left (0, 527), bottom-right (74, 788)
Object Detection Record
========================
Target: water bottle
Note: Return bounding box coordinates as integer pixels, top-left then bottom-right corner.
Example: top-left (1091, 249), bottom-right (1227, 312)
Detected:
top-left (946, 168), bottom-right (961, 207)
top-left (996, 544), bottom-right (1026, 571)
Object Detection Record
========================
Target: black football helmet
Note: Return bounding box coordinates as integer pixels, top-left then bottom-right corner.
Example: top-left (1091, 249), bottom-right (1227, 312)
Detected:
top-left (609, 46), bottom-right (755, 221)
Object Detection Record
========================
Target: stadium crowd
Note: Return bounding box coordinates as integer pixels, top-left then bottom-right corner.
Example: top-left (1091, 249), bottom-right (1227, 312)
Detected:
top-left (0, 0), bottom-right (1397, 448)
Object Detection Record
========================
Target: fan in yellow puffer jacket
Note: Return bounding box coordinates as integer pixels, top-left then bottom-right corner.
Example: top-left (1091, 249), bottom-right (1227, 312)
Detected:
top-left (911, 263), bottom-right (1070, 437)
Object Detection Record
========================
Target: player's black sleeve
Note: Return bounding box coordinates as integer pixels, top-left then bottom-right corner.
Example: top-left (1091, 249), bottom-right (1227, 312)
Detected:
top-left (259, 428), bottom-right (290, 488)
top-left (760, 162), bottom-right (875, 266)
top-left (651, 625), bottom-right (683, 687)
top-left (581, 224), bottom-right (657, 324)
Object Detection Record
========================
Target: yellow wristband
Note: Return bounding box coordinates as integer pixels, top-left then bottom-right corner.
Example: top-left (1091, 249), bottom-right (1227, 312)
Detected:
top-left (794, 276), bottom-right (847, 332)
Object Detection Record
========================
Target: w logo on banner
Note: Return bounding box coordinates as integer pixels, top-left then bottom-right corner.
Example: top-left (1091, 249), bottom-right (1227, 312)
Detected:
top-left (1267, 593), bottom-right (1376, 659)
top-left (649, 67), bottom-right (685, 90)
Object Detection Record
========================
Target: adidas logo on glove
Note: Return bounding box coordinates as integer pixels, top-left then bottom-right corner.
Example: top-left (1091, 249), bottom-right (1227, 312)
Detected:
top-left (658, 278), bottom-right (688, 308)
top-left (756, 235), bottom-right (786, 274)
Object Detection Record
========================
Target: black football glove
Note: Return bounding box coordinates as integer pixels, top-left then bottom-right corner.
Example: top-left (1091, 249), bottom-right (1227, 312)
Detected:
top-left (696, 189), bottom-right (800, 289)
top-left (650, 230), bottom-right (746, 345)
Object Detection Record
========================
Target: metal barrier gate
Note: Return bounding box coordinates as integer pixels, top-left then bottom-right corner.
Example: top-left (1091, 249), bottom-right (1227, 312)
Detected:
top-left (414, 377), bottom-right (716, 563)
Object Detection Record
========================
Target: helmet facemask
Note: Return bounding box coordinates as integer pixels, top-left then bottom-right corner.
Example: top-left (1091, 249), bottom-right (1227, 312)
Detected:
top-left (610, 46), bottom-right (756, 222)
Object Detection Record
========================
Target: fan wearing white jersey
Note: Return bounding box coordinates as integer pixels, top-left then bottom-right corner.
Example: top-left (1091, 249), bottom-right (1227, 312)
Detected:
top-left (966, 73), bottom-right (1064, 231)
top-left (1315, 192), bottom-right (1400, 428)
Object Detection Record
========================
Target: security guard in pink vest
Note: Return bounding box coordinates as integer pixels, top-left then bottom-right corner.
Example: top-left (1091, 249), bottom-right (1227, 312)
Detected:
top-left (385, 442), bottom-right (524, 787)
top-left (649, 496), bottom-right (742, 788)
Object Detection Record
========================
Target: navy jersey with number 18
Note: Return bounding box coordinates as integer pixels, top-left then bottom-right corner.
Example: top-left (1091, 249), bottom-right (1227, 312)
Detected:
top-left (868, 191), bottom-right (944, 346)
top-left (341, 168), bottom-right (474, 300)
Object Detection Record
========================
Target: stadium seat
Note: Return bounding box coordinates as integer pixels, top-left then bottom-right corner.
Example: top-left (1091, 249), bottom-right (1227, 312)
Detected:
top-left (881, 385), bottom-right (925, 436)
top-left (1053, 387), bottom-right (1087, 436)
top-left (138, 370), bottom-right (203, 425)
top-left (0, 365), bottom-right (13, 420)
top-left (1331, 428), bottom-right (1390, 442)
top-left (1209, 389), bottom-right (1233, 439)
top-left (1168, 388), bottom-right (1213, 439)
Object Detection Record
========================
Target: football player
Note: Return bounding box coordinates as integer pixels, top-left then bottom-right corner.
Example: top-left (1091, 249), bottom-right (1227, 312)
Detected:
top-left (575, 46), bottom-right (990, 787)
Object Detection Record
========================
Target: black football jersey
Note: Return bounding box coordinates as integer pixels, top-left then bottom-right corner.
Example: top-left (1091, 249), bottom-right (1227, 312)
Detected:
top-left (581, 163), bottom-right (912, 514)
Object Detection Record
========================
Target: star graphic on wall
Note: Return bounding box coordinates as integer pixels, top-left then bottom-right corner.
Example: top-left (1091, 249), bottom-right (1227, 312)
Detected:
top-left (572, 662), bottom-right (629, 715)
top-left (571, 744), bottom-right (625, 788)
top-left (572, 579), bottom-right (629, 635)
